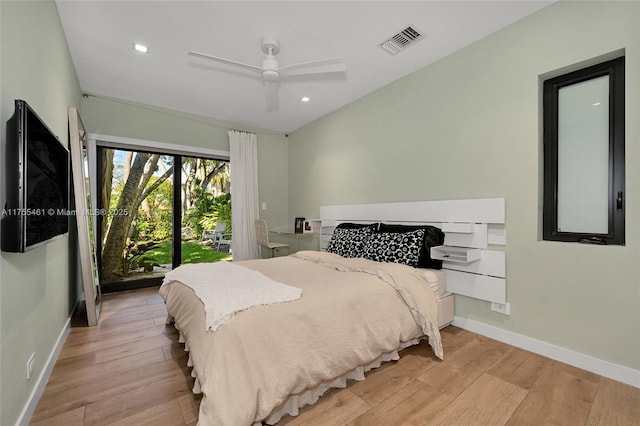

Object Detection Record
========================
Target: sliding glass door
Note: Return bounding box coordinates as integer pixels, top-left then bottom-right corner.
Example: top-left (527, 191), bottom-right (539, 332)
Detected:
top-left (180, 156), bottom-right (231, 265)
top-left (96, 148), bottom-right (230, 292)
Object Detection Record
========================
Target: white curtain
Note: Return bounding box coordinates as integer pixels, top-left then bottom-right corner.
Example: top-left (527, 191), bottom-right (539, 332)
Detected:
top-left (228, 130), bottom-right (261, 260)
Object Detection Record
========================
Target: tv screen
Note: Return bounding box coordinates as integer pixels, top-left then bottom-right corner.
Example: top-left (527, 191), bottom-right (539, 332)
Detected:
top-left (1, 100), bottom-right (69, 252)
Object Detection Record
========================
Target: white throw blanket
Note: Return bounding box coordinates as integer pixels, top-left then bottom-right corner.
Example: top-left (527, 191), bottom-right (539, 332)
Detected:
top-left (161, 261), bottom-right (302, 332)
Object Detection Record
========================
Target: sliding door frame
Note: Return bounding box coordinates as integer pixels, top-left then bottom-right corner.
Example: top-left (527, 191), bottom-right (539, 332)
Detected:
top-left (88, 134), bottom-right (229, 292)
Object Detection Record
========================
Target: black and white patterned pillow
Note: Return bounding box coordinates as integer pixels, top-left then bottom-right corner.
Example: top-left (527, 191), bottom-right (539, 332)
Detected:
top-left (326, 227), bottom-right (372, 258)
top-left (377, 224), bottom-right (444, 269)
top-left (363, 229), bottom-right (425, 267)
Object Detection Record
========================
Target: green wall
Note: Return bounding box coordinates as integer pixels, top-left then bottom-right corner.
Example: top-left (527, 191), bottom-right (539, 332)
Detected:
top-left (0, 1), bottom-right (82, 424)
top-left (79, 95), bottom-right (290, 229)
top-left (289, 1), bottom-right (640, 370)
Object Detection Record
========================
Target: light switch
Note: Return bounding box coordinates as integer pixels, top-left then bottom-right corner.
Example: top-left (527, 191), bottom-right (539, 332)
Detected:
top-left (488, 229), bottom-right (506, 245)
top-left (261, 202), bottom-right (267, 210)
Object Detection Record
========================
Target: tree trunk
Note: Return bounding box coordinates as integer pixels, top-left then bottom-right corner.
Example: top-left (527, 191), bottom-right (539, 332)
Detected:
top-left (128, 154), bottom-right (160, 235)
top-left (136, 166), bottom-right (175, 204)
top-left (200, 162), bottom-right (227, 192)
top-left (123, 151), bottom-right (133, 182)
top-left (100, 149), bottom-right (114, 242)
top-left (185, 161), bottom-right (197, 208)
top-left (182, 160), bottom-right (191, 212)
top-left (101, 153), bottom-right (150, 281)
top-left (126, 164), bottom-right (175, 241)
top-left (137, 155), bottom-right (160, 202)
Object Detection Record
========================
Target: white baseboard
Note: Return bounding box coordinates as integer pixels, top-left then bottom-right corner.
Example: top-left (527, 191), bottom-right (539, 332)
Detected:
top-left (15, 317), bottom-right (71, 426)
top-left (452, 316), bottom-right (640, 389)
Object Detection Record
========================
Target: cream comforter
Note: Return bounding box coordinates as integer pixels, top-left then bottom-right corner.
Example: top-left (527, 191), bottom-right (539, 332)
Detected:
top-left (159, 250), bottom-right (443, 426)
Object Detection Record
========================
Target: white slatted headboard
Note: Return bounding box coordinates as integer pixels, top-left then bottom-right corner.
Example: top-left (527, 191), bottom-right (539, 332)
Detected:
top-left (319, 198), bottom-right (506, 304)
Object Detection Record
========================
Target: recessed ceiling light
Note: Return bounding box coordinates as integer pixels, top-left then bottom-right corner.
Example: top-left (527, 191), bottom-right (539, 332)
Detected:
top-left (301, 96), bottom-right (310, 102)
top-left (592, 102), bottom-right (601, 106)
top-left (133, 43), bottom-right (148, 54)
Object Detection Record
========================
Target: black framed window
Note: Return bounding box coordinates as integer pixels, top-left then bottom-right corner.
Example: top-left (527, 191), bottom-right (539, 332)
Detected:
top-left (543, 56), bottom-right (625, 245)
top-left (96, 147), bottom-right (231, 293)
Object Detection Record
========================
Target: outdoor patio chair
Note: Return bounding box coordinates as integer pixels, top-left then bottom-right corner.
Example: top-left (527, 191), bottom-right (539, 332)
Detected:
top-left (202, 222), bottom-right (226, 245)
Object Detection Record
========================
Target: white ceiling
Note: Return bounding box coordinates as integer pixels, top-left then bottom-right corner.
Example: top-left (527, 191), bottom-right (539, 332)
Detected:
top-left (56, 1), bottom-right (552, 133)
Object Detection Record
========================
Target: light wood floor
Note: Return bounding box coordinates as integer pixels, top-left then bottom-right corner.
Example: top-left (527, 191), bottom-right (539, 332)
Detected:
top-left (32, 287), bottom-right (639, 426)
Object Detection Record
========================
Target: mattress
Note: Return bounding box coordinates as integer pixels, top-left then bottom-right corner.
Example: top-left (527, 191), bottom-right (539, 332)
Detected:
top-left (422, 269), bottom-right (447, 298)
top-left (421, 269), bottom-right (454, 329)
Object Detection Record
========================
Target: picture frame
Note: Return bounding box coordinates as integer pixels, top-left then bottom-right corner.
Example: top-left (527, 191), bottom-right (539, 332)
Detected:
top-left (303, 220), bottom-right (313, 233)
top-left (294, 217), bottom-right (305, 234)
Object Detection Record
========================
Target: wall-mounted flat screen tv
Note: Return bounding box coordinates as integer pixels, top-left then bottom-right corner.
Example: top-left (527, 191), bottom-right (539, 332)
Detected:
top-left (1, 100), bottom-right (70, 252)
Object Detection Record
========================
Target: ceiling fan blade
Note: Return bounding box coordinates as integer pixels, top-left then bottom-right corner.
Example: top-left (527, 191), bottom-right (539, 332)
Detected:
top-left (264, 81), bottom-right (279, 112)
top-left (187, 51), bottom-right (264, 74)
top-left (278, 57), bottom-right (346, 76)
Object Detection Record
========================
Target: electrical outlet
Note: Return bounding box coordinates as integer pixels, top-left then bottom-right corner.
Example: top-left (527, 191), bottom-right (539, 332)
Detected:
top-left (26, 353), bottom-right (36, 380)
top-left (491, 302), bottom-right (511, 315)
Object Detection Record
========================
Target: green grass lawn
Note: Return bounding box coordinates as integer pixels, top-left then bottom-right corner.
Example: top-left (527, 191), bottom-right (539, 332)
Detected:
top-left (143, 241), bottom-right (231, 265)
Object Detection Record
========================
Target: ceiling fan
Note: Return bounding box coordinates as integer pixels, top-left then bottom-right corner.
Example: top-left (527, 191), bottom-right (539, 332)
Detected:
top-left (187, 36), bottom-right (346, 112)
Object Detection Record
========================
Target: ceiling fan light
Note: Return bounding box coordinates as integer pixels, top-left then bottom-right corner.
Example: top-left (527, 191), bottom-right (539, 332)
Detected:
top-left (262, 70), bottom-right (279, 83)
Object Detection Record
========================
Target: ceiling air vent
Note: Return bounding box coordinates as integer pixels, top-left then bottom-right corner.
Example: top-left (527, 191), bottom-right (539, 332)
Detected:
top-left (379, 26), bottom-right (425, 55)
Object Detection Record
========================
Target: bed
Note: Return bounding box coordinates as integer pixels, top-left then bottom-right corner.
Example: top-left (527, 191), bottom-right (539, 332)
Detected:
top-left (160, 221), bottom-right (452, 425)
